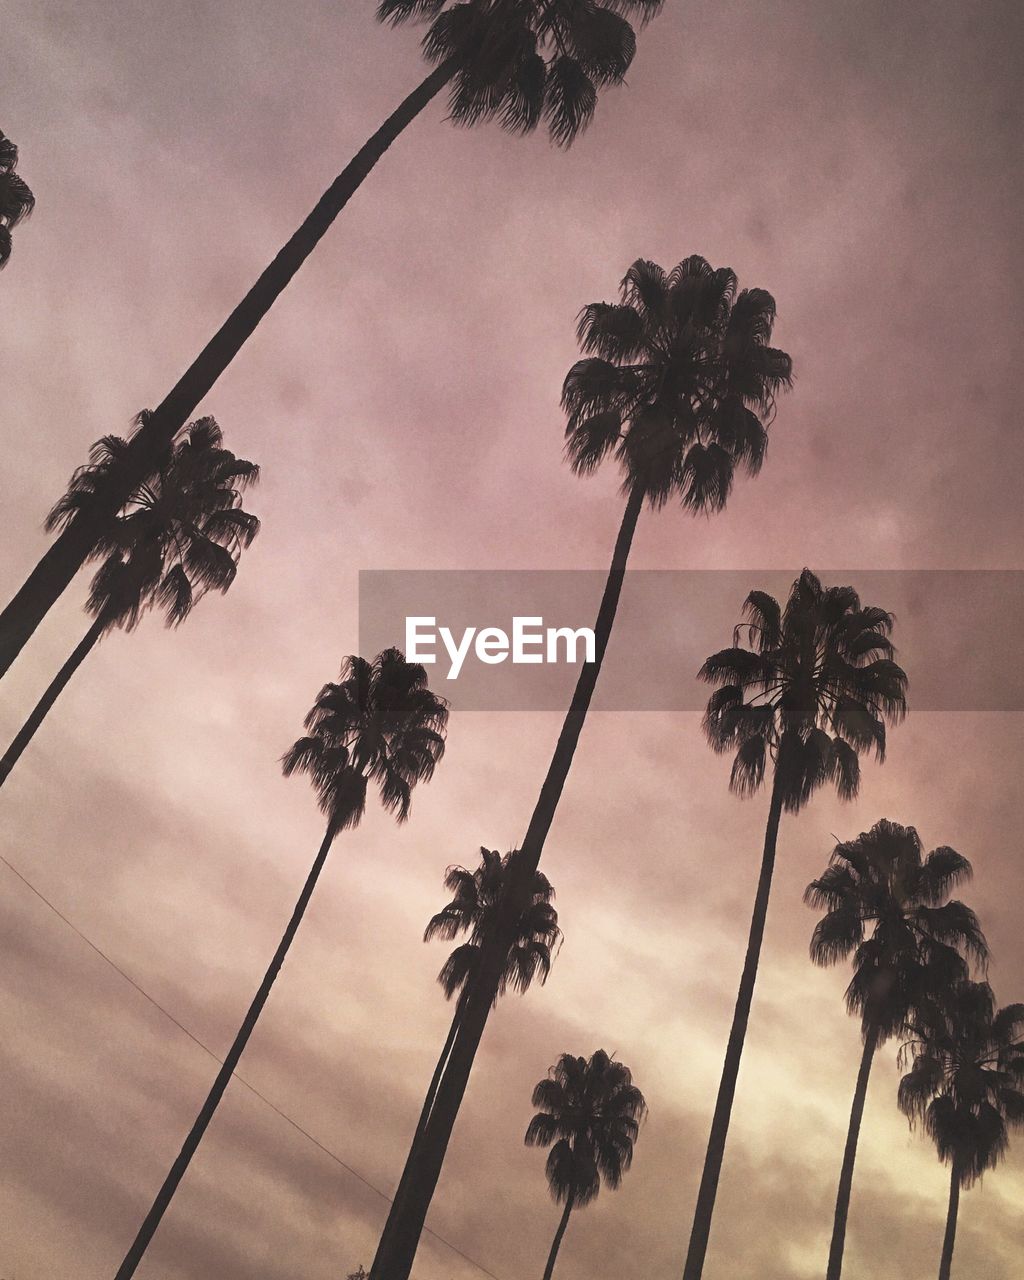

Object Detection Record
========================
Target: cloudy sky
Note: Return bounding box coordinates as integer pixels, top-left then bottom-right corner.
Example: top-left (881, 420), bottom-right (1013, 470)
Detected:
top-left (2, 1), bottom-right (1023, 1278)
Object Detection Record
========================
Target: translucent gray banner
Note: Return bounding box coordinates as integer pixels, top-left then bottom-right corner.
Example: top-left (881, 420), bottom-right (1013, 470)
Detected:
top-left (358, 570), bottom-right (1024, 712)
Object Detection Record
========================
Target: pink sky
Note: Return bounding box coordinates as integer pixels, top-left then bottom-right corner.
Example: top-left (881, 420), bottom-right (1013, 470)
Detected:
top-left (2, 2), bottom-right (1022, 1278)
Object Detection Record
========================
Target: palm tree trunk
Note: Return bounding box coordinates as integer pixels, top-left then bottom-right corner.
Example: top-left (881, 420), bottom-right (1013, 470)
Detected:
top-left (370, 483), bottom-right (646, 1280)
top-left (938, 1162), bottom-right (960, 1280)
top-left (417, 999), bottom-right (464, 1142)
top-left (825, 1019), bottom-right (880, 1280)
top-left (0, 60), bottom-right (456, 684)
top-left (0, 613), bottom-right (106, 789)
top-left (374, 997), bottom-right (465, 1250)
top-left (681, 763), bottom-right (787, 1280)
top-left (113, 823), bottom-right (338, 1279)
top-left (542, 1194), bottom-right (575, 1280)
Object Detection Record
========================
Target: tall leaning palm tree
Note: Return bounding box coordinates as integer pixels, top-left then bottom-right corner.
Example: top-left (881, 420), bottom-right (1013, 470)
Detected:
top-left (525, 1050), bottom-right (646, 1280)
top-left (682, 570), bottom-right (908, 1280)
top-left (380, 847), bottom-right (561, 1247)
top-left (0, 418), bottom-right (259, 789)
top-left (0, 129), bottom-right (34, 270)
top-left (899, 981), bottom-right (1024, 1280)
top-left (805, 819), bottom-right (987, 1280)
top-left (0, 0), bottom-right (662, 680)
top-left (371, 256), bottom-right (793, 1279)
top-left (113, 648), bottom-right (447, 1280)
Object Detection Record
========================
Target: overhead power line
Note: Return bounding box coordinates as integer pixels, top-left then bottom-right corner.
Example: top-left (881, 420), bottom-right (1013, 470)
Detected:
top-left (0, 852), bottom-right (502, 1280)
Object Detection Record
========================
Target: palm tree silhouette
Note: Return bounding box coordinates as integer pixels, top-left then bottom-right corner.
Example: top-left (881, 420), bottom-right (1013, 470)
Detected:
top-left (0, 129), bottom-right (34, 269)
top-left (805, 819), bottom-right (987, 1280)
top-left (0, 418), bottom-right (259, 789)
top-left (899, 981), bottom-right (1024, 1280)
top-left (379, 847), bottom-right (561, 1256)
top-left (419, 847), bottom-right (561, 1133)
top-left (113, 649), bottom-right (447, 1279)
top-left (0, 0), bottom-right (662, 680)
top-left (525, 1049), bottom-right (646, 1280)
top-left (372, 256), bottom-right (792, 1279)
top-left (683, 570), bottom-right (908, 1280)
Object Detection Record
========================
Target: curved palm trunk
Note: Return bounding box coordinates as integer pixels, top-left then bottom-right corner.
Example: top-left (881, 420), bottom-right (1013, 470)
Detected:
top-left (113, 823), bottom-right (338, 1279)
top-left (371, 484), bottom-right (645, 1280)
top-left (825, 1020), bottom-right (880, 1280)
top-left (0, 61), bottom-right (456, 683)
top-left (938, 1163), bottom-right (960, 1280)
top-left (681, 764), bottom-right (787, 1280)
top-left (542, 1194), bottom-right (575, 1280)
top-left (0, 613), bottom-right (105, 789)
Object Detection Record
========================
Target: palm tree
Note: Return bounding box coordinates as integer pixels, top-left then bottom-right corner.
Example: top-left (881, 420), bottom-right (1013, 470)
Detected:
top-left (0, 418), bottom-right (259, 789)
top-left (113, 648), bottom-right (447, 1280)
top-left (419, 847), bottom-right (561, 1134)
top-left (525, 1050), bottom-right (647, 1280)
top-left (682, 569), bottom-right (908, 1280)
top-left (805, 819), bottom-right (988, 1280)
top-left (0, 129), bottom-right (34, 269)
top-left (0, 0), bottom-right (663, 679)
top-left (371, 256), bottom-right (793, 1279)
top-left (378, 847), bottom-right (561, 1256)
top-left (899, 981), bottom-right (1024, 1279)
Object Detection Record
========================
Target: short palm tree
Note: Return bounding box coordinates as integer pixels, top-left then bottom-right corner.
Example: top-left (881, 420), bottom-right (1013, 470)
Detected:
top-left (0, 129), bottom-right (34, 269)
top-left (0, 0), bottom-right (663, 679)
top-left (0, 418), bottom-right (259, 789)
top-left (525, 1050), bottom-right (646, 1280)
top-left (805, 819), bottom-right (988, 1280)
top-left (377, 847), bottom-right (561, 1260)
top-left (373, 256), bottom-right (793, 1279)
top-left (682, 570), bottom-right (908, 1279)
top-left (899, 981), bottom-right (1024, 1280)
top-left (114, 649), bottom-right (447, 1279)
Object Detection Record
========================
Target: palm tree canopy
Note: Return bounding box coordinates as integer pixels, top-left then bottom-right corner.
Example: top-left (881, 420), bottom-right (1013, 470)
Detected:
top-left (699, 569), bottom-right (908, 812)
top-left (377, 0), bottom-right (662, 146)
top-left (562, 256), bottom-right (793, 511)
top-left (0, 130), bottom-right (34, 269)
top-left (45, 415), bottom-right (259, 633)
top-left (525, 1049), bottom-right (646, 1207)
top-left (424, 847), bottom-right (561, 1002)
top-left (805, 819), bottom-right (988, 1040)
top-left (899, 981), bottom-right (1024, 1187)
top-left (282, 648), bottom-right (448, 832)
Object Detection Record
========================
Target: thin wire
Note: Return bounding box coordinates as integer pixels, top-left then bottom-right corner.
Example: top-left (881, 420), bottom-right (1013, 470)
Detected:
top-left (0, 852), bottom-right (502, 1280)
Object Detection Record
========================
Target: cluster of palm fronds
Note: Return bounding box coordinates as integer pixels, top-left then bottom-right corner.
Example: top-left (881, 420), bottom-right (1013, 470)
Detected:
top-left (1, 5), bottom-right (1017, 1280)
top-left (0, 129), bottom-right (33, 270)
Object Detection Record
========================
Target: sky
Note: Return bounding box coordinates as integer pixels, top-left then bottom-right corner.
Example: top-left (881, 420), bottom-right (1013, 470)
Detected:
top-left (2, 1), bottom-right (1023, 1278)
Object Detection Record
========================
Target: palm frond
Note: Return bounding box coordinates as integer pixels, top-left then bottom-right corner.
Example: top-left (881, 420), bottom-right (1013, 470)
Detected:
top-left (917, 847), bottom-right (974, 904)
top-left (0, 130), bottom-right (34, 269)
top-left (809, 905), bottom-right (864, 966)
top-left (376, 0), bottom-right (446, 25)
